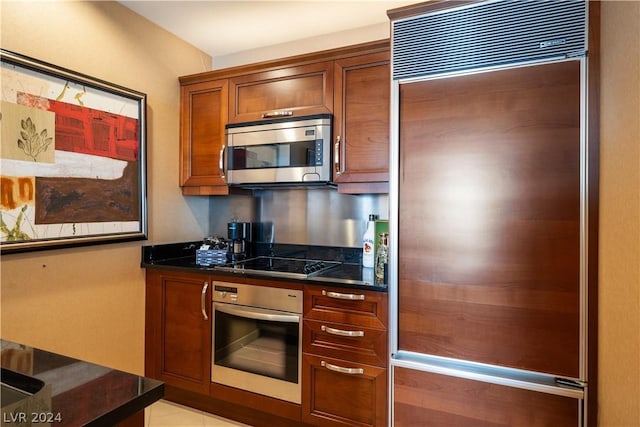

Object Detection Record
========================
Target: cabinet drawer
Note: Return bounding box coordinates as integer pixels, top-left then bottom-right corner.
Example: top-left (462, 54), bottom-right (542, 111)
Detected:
top-left (303, 319), bottom-right (387, 367)
top-left (304, 286), bottom-right (388, 329)
top-left (302, 353), bottom-right (387, 427)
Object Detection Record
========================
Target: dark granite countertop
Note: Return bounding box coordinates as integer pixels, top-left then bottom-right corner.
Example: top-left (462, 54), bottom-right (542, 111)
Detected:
top-left (0, 340), bottom-right (164, 426)
top-left (141, 241), bottom-right (388, 292)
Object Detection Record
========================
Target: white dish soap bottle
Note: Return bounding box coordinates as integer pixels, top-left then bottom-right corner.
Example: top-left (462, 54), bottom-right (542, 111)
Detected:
top-left (362, 214), bottom-right (377, 268)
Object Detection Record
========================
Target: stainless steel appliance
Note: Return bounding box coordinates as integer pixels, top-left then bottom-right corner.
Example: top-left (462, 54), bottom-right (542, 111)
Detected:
top-left (211, 282), bottom-right (302, 403)
top-left (215, 256), bottom-right (340, 280)
top-left (227, 221), bottom-right (251, 261)
top-left (224, 114), bottom-right (332, 185)
top-left (389, 1), bottom-right (595, 425)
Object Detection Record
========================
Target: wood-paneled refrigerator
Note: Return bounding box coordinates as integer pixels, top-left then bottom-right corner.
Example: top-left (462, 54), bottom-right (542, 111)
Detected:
top-left (387, 1), bottom-right (599, 426)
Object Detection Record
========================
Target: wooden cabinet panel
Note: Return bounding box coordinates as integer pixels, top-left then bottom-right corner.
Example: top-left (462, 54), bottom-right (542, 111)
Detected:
top-left (180, 79), bottom-right (229, 195)
top-left (303, 319), bottom-right (387, 367)
top-left (394, 367), bottom-right (581, 426)
top-left (229, 62), bottom-right (333, 123)
top-left (179, 41), bottom-right (391, 196)
top-left (303, 286), bottom-right (388, 426)
top-left (304, 286), bottom-right (388, 329)
top-left (303, 354), bottom-right (387, 427)
top-left (333, 51), bottom-right (390, 193)
top-left (398, 60), bottom-right (582, 377)
top-left (145, 270), bottom-right (212, 394)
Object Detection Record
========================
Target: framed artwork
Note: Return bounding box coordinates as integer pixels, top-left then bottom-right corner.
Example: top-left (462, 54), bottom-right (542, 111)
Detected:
top-left (0, 50), bottom-right (148, 253)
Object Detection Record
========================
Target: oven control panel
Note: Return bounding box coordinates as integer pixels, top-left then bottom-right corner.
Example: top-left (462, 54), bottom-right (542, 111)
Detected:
top-left (214, 285), bottom-right (238, 302)
top-left (212, 282), bottom-right (302, 314)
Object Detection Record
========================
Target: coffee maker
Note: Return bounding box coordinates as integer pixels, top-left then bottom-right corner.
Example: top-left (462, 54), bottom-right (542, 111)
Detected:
top-left (227, 221), bottom-right (251, 261)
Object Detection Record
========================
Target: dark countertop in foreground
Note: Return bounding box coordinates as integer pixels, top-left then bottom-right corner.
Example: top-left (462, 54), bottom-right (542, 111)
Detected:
top-left (141, 241), bottom-right (388, 292)
top-left (1, 340), bottom-right (164, 426)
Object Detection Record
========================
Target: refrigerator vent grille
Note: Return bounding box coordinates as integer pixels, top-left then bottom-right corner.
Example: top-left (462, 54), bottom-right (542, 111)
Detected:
top-left (392, 0), bottom-right (587, 80)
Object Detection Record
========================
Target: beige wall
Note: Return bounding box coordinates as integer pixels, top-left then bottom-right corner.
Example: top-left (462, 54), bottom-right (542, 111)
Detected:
top-left (0, 1), bottom-right (212, 374)
top-left (213, 22), bottom-right (391, 69)
top-left (599, 2), bottom-right (640, 426)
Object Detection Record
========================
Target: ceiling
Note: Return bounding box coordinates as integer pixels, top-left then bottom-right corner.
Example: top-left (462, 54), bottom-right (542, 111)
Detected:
top-left (119, 1), bottom-right (416, 58)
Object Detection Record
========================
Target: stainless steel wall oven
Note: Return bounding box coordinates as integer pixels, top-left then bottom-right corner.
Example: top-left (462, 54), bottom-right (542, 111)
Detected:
top-left (211, 282), bottom-right (302, 404)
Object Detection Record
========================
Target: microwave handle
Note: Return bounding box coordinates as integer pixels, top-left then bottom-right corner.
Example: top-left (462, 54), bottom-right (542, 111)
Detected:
top-left (219, 144), bottom-right (226, 179)
top-left (214, 303), bottom-right (300, 323)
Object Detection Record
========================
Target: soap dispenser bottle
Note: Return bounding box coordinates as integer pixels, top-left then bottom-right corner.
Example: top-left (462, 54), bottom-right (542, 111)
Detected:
top-left (362, 214), bottom-right (377, 268)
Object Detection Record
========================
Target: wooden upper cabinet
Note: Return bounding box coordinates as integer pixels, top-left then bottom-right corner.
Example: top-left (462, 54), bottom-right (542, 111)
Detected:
top-left (333, 51), bottom-right (390, 194)
top-left (180, 79), bottom-right (229, 195)
top-left (178, 40), bottom-right (390, 195)
top-left (229, 61), bottom-right (333, 123)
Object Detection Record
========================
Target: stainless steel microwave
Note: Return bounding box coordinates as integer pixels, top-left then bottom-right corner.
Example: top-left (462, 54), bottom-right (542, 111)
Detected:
top-left (224, 114), bottom-right (332, 186)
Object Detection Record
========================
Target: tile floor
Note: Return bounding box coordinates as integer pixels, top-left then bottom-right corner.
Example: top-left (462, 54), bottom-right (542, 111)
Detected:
top-left (145, 400), bottom-right (250, 427)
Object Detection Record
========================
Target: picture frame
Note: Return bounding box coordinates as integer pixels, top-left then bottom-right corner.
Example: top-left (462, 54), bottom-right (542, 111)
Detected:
top-left (0, 50), bottom-right (148, 254)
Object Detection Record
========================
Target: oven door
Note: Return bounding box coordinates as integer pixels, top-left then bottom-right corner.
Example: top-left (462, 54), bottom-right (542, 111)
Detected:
top-left (212, 302), bottom-right (302, 404)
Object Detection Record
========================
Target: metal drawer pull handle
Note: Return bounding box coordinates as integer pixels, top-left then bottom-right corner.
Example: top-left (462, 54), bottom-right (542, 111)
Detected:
top-left (262, 111), bottom-right (293, 118)
top-left (201, 282), bottom-right (209, 320)
top-left (321, 325), bottom-right (364, 337)
top-left (321, 361), bottom-right (364, 375)
top-left (322, 290), bottom-right (365, 300)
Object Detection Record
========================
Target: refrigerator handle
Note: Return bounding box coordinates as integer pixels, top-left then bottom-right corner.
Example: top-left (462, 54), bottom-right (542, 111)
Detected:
top-left (555, 378), bottom-right (586, 389)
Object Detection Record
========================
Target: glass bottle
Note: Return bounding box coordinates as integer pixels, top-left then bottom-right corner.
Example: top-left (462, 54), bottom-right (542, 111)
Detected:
top-left (375, 232), bottom-right (388, 280)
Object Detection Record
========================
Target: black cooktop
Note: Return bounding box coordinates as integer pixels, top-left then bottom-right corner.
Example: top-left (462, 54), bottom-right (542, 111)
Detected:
top-left (215, 256), bottom-right (341, 279)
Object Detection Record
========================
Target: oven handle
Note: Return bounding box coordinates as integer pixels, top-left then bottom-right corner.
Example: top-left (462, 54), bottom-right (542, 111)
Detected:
top-left (214, 303), bottom-right (300, 323)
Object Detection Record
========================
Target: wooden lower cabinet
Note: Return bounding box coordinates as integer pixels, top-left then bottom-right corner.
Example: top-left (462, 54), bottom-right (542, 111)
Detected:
top-left (303, 286), bottom-right (389, 426)
top-left (393, 367), bottom-right (582, 427)
top-left (146, 271), bottom-right (389, 427)
top-left (145, 270), bottom-right (212, 395)
top-left (303, 354), bottom-right (387, 427)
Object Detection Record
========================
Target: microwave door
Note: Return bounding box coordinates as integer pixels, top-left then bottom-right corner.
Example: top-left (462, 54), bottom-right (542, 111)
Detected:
top-left (227, 127), bottom-right (329, 184)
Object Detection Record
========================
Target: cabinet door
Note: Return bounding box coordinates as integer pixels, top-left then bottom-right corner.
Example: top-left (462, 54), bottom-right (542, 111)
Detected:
top-left (145, 270), bottom-right (212, 394)
top-left (180, 79), bottom-right (229, 195)
top-left (333, 52), bottom-right (390, 194)
top-left (303, 354), bottom-right (387, 427)
top-left (229, 62), bottom-right (333, 123)
top-left (398, 60), bottom-right (582, 377)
